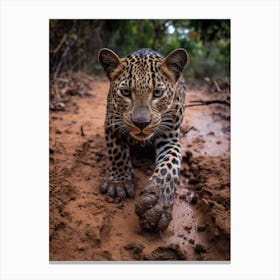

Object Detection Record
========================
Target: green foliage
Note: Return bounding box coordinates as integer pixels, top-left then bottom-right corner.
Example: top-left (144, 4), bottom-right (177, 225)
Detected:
top-left (50, 19), bottom-right (230, 80)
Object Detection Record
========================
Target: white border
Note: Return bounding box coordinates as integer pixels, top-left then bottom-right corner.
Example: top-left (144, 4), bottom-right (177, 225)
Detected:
top-left (0, 0), bottom-right (279, 279)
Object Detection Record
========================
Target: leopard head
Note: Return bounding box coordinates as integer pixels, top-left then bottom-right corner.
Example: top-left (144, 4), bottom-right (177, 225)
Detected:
top-left (99, 48), bottom-right (188, 141)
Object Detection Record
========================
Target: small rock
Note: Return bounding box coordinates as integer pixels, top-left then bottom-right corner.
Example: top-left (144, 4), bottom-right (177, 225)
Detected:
top-left (143, 245), bottom-right (186, 260)
top-left (105, 197), bottom-right (115, 203)
top-left (194, 243), bottom-right (207, 254)
top-left (197, 225), bottom-right (206, 232)
top-left (185, 151), bottom-right (193, 161)
top-left (116, 203), bottom-right (124, 209)
top-left (184, 225), bottom-right (192, 231)
top-left (65, 129), bottom-right (72, 134)
top-left (189, 177), bottom-right (199, 185)
top-left (76, 244), bottom-right (86, 251)
top-left (200, 198), bottom-right (209, 208)
top-left (190, 194), bottom-right (197, 204)
top-left (188, 239), bottom-right (195, 244)
top-left (124, 243), bottom-right (144, 260)
top-left (179, 194), bottom-right (187, 200)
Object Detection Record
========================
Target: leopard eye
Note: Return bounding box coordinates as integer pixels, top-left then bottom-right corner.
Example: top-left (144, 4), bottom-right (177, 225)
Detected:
top-left (153, 90), bottom-right (164, 98)
top-left (120, 88), bottom-right (131, 97)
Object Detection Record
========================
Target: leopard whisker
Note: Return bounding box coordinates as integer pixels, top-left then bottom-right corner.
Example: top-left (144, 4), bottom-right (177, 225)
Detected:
top-left (112, 123), bottom-right (128, 135)
top-left (106, 121), bottom-right (124, 129)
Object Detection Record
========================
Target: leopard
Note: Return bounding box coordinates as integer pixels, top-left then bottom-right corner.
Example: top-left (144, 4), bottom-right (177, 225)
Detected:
top-left (98, 47), bottom-right (188, 232)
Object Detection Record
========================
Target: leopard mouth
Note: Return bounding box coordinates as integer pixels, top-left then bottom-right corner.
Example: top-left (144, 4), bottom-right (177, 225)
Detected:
top-left (125, 119), bottom-right (159, 141)
top-left (131, 131), bottom-right (154, 141)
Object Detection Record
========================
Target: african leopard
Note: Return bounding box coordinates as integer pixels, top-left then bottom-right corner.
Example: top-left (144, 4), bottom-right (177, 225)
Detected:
top-left (98, 48), bottom-right (188, 232)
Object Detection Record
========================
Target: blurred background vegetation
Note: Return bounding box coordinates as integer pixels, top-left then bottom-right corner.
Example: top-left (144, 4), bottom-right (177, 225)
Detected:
top-left (50, 19), bottom-right (230, 82)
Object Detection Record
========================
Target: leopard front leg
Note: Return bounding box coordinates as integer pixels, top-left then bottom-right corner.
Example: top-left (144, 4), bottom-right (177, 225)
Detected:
top-left (100, 129), bottom-right (135, 201)
top-left (135, 133), bottom-right (181, 232)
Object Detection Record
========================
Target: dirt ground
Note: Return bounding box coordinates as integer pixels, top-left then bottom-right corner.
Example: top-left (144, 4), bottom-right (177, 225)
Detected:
top-left (49, 77), bottom-right (230, 261)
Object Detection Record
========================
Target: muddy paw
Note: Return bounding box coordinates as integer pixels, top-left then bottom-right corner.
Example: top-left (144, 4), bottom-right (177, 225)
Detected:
top-left (99, 180), bottom-right (135, 202)
top-left (135, 182), bottom-right (173, 232)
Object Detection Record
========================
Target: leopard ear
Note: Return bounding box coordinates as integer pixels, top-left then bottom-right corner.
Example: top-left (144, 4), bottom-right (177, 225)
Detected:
top-left (163, 48), bottom-right (189, 82)
top-left (98, 48), bottom-right (121, 81)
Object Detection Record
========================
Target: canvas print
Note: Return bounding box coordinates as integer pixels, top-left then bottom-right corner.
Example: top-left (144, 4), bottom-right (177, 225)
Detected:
top-left (49, 19), bottom-right (230, 261)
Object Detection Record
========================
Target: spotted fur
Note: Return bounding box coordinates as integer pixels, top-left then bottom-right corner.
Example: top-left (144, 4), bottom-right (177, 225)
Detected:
top-left (99, 48), bottom-right (188, 231)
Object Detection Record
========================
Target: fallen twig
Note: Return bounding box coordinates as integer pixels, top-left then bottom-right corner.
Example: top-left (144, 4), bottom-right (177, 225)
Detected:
top-left (213, 80), bottom-right (221, 92)
top-left (184, 126), bottom-right (195, 134)
top-left (185, 99), bottom-right (230, 108)
top-left (51, 33), bottom-right (67, 54)
top-left (80, 125), bottom-right (85, 136)
top-left (76, 159), bottom-right (93, 166)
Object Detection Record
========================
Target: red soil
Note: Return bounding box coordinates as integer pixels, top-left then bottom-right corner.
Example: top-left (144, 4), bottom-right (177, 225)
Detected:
top-left (49, 79), bottom-right (230, 261)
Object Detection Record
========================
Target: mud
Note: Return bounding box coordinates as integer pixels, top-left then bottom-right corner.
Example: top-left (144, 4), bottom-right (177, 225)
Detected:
top-left (49, 78), bottom-right (230, 261)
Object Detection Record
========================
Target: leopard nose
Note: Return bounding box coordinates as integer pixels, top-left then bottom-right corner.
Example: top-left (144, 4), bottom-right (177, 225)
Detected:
top-left (132, 106), bottom-right (151, 130)
top-left (132, 119), bottom-right (151, 129)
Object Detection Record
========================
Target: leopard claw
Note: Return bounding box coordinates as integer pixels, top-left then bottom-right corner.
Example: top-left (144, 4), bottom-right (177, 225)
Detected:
top-left (99, 180), bottom-right (135, 201)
